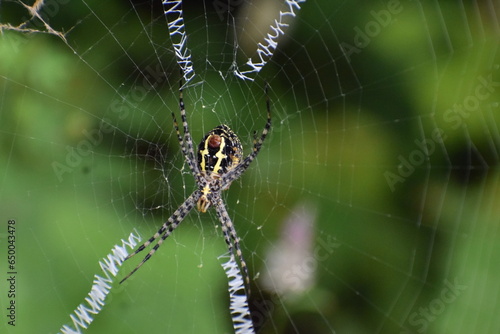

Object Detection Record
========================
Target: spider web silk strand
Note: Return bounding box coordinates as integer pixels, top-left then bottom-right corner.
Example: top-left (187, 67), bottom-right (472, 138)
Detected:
top-left (234, 0), bottom-right (307, 81)
top-left (219, 254), bottom-right (255, 334)
top-left (163, 0), bottom-right (195, 83)
top-left (58, 231), bottom-right (142, 334)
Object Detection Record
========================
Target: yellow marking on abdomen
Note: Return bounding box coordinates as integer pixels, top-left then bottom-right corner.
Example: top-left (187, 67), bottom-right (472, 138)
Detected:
top-left (212, 137), bottom-right (226, 174)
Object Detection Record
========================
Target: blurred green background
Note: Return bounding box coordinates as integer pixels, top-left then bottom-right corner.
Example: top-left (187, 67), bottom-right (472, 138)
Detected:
top-left (1, 0), bottom-right (499, 333)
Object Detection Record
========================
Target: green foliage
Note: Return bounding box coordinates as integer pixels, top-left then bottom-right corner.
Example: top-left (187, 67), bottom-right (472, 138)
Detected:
top-left (1, 1), bottom-right (499, 333)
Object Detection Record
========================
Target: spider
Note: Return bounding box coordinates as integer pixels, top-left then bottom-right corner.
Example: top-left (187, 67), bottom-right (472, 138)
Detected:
top-left (120, 76), bottom-right (271, 296)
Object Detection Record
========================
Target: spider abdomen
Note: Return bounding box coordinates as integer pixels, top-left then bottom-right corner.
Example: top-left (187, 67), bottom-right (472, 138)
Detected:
top-left (198, 124), bottom-right (243, 176)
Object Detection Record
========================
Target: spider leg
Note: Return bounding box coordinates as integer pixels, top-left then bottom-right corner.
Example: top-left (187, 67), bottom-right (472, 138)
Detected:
top-left (120, 191), bottom-right (200, 284)
top-left (213, 196), bottom-right (252, 296)
top-left (172, 72), bottom-right (200, 176)
top-left (223, 82), bottom-right (271, 186)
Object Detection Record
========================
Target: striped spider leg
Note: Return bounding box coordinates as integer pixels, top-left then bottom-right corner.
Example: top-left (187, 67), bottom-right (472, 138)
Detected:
top-left (120, 78), bottom-right (272, 297)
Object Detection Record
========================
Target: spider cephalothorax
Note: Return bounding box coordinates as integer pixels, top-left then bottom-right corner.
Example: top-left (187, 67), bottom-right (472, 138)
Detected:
top-left (120, 76), bottom-right (271, 297)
